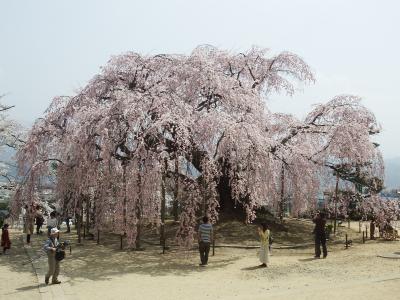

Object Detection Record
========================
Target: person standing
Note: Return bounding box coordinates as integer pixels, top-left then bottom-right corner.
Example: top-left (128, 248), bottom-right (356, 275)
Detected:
top-left (23, 205), bottom-right (34, 245)
top-left (370, 219), bottom-right (376, 240)
top-left (198, 216), bottom-right (213, 266)
top-left (35, 206), bottom-right (44, 235)
top-left (65, 216), bottom-right (71, 233)
top-left (258, 223), bottom-right (270, 267)
top-left (1, 224), bottom-right (11, 255)
top-left (47, 211), bottom-right (58, 236)
top-left (313, 212), bottom-right (328, 258)
top-left (44, 228), bottom-right (61, 284)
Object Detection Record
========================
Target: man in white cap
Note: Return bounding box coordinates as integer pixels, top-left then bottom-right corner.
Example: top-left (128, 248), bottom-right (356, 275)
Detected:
top-left (43, 227), bottom-right (61, 284)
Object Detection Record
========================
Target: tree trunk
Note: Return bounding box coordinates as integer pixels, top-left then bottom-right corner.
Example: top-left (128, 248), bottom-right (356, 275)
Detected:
top-left (122, 162), bottom-right (127, 229)
top-left (202, 177), bottom-right (207, 216)
top-left (135, 160), bottom-right (142, 250)
top-left (172, 158), bottom-right (179, 221)
top-left (85, 196), bottom-right (90, 236)
top-left (77, 196), bottom-right (82, 244)
top-left (217, 160), bottom-right (235, 213)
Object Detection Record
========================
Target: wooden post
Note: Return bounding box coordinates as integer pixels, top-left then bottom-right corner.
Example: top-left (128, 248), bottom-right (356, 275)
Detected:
top-left (345, 233), bottom-right (348, 249)
top-left (348, 219), bottom-right (350, 229)
top-left (362, 231), bottom-right (365, 243)
top-left (212, 239), bottom-right (215, 256)
top-left (365, 225), bottom-right (368, 240)
top-left (120, 234), bottom-right (123, 250)
top-left (334, 173), bottom-right (339, 234)
top-left (162, 238), bottom-right (166, 255)
top-left (359, 221), bottom-right (361, 233)
top-left (83, 222), bottom-right (86, 239)
top-left (97, 230), bottom-right (100, 245)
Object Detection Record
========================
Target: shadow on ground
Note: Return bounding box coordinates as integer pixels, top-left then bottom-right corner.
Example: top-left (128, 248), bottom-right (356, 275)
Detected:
top-left (59, 230), bottom-right (240, 282)
top-left (0, 230), bottom-right (41, 275)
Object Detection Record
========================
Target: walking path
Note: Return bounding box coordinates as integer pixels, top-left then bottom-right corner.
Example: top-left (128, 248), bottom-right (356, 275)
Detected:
top-left (0, 229), bottom-right (78, 300)
top-left (3, 221), bottom-right (400, 299)
top-left (0, 230), bottom-right (41, 300)
top-left (22, 231), bottom-right (78, 300)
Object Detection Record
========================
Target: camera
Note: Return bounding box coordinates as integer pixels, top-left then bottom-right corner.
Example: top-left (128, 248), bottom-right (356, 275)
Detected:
top-left (58, 240), bottom-right (70, 250)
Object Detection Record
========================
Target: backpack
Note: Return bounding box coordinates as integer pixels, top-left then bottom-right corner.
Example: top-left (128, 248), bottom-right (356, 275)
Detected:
top-left (55, 247), bottom-right (65, 261)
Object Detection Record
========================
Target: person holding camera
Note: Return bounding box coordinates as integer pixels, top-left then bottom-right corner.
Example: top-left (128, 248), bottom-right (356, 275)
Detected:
top-left (44, 227), bottom-right (62, 284)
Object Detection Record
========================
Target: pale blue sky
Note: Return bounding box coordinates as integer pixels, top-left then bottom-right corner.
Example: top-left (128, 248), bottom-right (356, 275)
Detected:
top-left (0, 0), bottom-right (399, 158)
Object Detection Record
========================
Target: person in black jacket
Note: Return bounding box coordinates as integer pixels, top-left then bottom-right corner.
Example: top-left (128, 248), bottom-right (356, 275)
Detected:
top-left (313, 212), bottom-right (327, 258)
top-left (35, 206), bottom-right (44, 235)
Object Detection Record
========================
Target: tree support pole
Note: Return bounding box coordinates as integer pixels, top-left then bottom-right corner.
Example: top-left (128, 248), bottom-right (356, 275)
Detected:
top-left (334, 173), bottom-right (339, 235)
top-left (279, 164), bottom-right (285, 223)
top-left (160, 158), bottom-right (167, 246)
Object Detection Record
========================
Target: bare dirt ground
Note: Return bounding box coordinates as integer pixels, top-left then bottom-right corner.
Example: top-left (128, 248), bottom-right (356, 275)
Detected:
top-left (2, 220), bottom-right (400, 300)
top-left (0, 231), bottom-right (41, 300)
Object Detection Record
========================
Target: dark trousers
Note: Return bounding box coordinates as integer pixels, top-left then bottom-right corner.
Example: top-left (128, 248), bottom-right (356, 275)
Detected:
top-left (66, 218), bottom-right (71, 233)
top-left (36, 224), bottom-right (42, 234)
top-left (199, 241), bottom-right (211, 265)
top-left (27, 234), bottom-right (31, 244)
top-left (315, 234), bottom-right (327, 257)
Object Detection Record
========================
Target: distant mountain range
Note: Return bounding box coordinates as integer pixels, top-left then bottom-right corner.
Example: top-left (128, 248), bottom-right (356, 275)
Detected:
top-left (385, 157), bottom-right (400, 189)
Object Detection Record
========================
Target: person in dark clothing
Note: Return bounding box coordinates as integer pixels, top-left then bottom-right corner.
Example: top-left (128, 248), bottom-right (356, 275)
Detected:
top-left (1, 224), bottom-right (11, 254)
top-left (65, 216), bottom-right (71, 233)
top-left (313, 212), bottom-right (327, 258)
top-left (35, 206), bottom-right (44, 235)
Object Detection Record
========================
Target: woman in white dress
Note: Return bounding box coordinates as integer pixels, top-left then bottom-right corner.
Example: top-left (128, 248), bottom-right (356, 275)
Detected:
top-left (258, 223), bottom-right (270, 267)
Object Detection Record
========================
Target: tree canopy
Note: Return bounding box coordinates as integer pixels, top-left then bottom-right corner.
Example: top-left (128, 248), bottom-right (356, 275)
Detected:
top-left (11, 46), bottom-right (387, 247)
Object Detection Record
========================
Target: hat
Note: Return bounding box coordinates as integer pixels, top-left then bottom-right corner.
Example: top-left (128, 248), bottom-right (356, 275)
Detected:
top-left (50, 228), bottom-right (59, 235)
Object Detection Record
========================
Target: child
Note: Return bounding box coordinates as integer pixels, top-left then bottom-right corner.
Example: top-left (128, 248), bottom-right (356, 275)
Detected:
top-left (1, 224), bottom-right (11, 255)
top-left (257, 223), bottom-right (270, 267)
